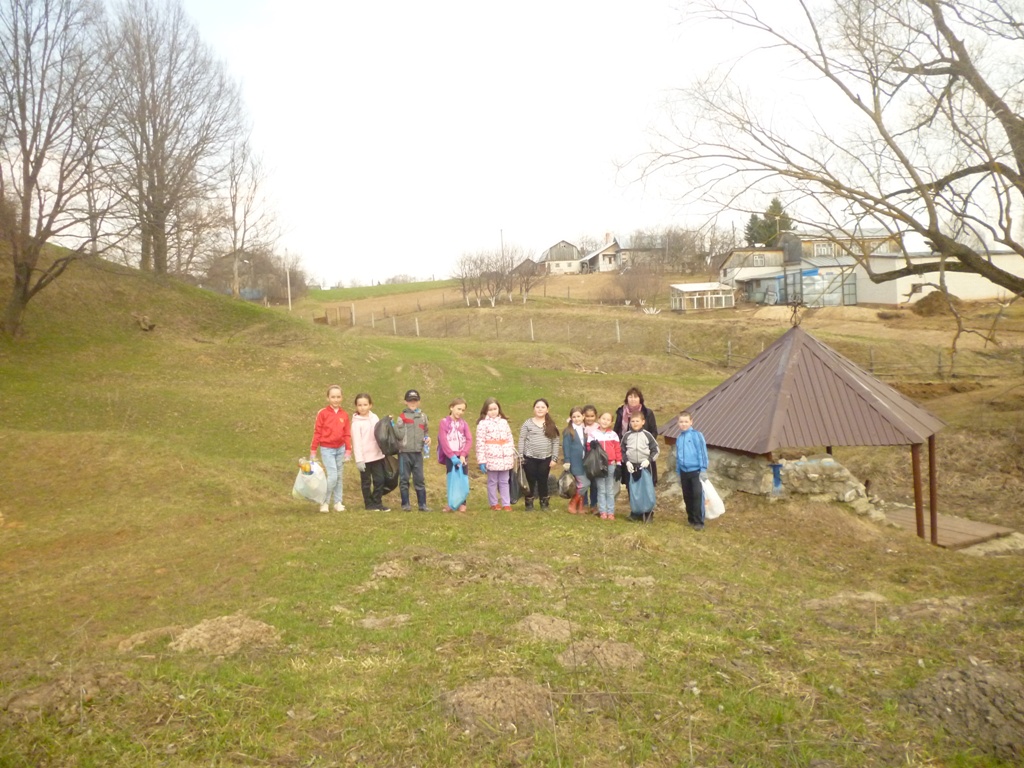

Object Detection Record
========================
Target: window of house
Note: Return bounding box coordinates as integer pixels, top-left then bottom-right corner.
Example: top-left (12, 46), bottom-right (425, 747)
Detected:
top-left (752, 254), bottom-right (765, 267)
top-left (814, 242), bottom-right (834, 257)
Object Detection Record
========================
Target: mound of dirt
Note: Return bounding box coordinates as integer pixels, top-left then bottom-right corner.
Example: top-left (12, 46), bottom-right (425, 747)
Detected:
top-left (357, 614), bottom-right (410, 629)
top-left (515, 614), bottom-right (575, 642)
top-left (911, 291), bottom-right (964, 316)
top-left (1, 670), bottom-right (133, 724)
top-left (443, 677), bottom-right (554, 735)
top-left (169, 613), bottom-right (281, 655)
top-left (557, 640), bottom-right (645, 670)
top-left (901, 664), bottom-right (1024, 762)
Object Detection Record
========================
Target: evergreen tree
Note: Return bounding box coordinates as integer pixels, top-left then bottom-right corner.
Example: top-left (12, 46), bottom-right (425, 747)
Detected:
top-left (743, 198), bottom-right (795, 247)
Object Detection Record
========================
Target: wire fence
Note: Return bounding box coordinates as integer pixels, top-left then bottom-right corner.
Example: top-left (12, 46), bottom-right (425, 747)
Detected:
top-left (313, 299), bottom-right (1024, 382)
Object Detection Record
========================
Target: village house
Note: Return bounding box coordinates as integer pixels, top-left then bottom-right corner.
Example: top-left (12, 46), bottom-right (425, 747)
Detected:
top-left (718, 229), bottom-right (1021, 307)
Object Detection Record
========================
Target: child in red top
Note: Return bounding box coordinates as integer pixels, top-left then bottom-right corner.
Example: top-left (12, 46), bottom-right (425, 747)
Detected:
top-left (310, 384), bottom-right (353, 512)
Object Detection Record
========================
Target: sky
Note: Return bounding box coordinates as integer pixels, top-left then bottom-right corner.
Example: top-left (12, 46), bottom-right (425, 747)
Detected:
top-left (179, 0), bottom-right (722, 286)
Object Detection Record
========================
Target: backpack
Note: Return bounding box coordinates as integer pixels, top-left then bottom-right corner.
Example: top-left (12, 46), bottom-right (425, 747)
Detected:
top-left (583, 440), bottom-right (609, 479)
top-left (374, 416), bottom-right (402, 456)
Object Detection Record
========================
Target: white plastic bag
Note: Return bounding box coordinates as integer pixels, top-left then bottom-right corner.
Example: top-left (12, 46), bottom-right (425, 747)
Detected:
top-left (292, 461), bottom-right (328, 504)
top-left (701, 477), bottom-right (725, 520)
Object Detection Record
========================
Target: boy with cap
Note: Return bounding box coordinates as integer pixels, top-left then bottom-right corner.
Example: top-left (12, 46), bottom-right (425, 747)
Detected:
top-left (398, 389), bottom-right (431, 511)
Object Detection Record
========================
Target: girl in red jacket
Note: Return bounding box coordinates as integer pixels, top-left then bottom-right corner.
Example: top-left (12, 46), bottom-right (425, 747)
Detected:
top-left (310, 385), bottom-right (353, 512)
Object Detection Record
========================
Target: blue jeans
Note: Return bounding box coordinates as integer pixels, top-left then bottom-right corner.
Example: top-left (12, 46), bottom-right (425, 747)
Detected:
top-left (320, 446), bottom-right (345, 505)
top-left (595, 469), bottom-right (619, 515)
top-left (399, 452), bottom-right (427, 507)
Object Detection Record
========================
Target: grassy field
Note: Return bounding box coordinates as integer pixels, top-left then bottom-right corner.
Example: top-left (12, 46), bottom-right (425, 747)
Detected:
top-left (2, 259), bottom-right (1024, 766)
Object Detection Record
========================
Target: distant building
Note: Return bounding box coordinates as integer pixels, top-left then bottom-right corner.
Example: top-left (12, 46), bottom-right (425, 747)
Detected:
top-left (720, 229), bottom-right (1022, 306)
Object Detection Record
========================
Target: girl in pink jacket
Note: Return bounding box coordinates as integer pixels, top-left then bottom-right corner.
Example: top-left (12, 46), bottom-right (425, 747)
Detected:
top-left (475, 397), bottom-right (516, 510)
top-left (351, 393), bottom-right (390, 511)
top-left (437, 397), bottom-right (474, 512)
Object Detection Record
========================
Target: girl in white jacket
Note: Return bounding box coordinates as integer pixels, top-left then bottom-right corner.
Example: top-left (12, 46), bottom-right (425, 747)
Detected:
top-left (475, 398), bottom-right (516, 510)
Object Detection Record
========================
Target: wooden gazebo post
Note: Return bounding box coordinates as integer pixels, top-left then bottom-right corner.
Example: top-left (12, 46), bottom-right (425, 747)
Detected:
top-left (929, 434), bottom-right (938, 545)
top-left (911, 443), bottom-right (924, 538)
top-left (911, 438), bottom-right (940, 544)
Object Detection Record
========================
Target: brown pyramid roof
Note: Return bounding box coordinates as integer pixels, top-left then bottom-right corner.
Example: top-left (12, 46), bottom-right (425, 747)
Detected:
top-left (661, 325), bottom-right (945, 454)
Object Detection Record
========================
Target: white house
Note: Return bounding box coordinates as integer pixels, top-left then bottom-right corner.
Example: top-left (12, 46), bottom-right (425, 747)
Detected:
top-left (540, 240), bottom-right (583, 275)
top-left (856, 250), bottom-right (1024, 305)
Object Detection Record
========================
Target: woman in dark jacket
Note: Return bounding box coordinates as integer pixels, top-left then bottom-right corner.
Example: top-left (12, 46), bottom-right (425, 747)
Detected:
top-left (614, 386), bottom-right (659, 484)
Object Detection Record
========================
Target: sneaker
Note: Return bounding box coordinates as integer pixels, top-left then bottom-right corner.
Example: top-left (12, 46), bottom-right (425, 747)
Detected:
top-left (419, 506), bottom-right (431, 512)
top-left (607, 514), bottom-right (615, 521)
top-left (694, 523), bottom-right (705, 531)
top-left (502, 505), bottom-right (512, 511)
top-left (401, 504), bottom-right (412, 511)
top-left (379, 506), bottom-right (391, 512)
top-left (319, 503), bottom-right (329, 513)
top-left (491, 504), bottom-right (501, 511)
top-left (333, 503), bottom-right (345, 512)
top-left (600, 513), bottom-right (609, 520)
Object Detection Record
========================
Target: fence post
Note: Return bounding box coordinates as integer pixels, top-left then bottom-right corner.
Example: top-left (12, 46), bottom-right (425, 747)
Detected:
top-left (392, 316), bottom-right (397, 336)
top-left (937, 350), bottom-right (943, 378)
top-left (371, 312), bottom-right (375, 329)
top-left (349, 304), bottom-right (354, 326)
top-left (495, 316), bottom-right (500, 339)
top-left (417, 300), bottom-right (422, 312)
top-left (616, 319), bottom-right (620, 343)
top-left (869, 348), bottom-right (875, 374)
top-left (727, 340), bottom-right (732, 367)
top-left (530, 318), bottom-right (535, 342)
top-left (415, 317), bottom-right (420, 337)
top-left (444, 317), bottom-right (448, 337)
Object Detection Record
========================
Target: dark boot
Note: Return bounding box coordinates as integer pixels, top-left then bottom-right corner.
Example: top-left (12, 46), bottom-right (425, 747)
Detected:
top-left (540, 497), bottom-right (550, 510)
top-left (416, 488), bottom-right (430, 512)
top-left (524, 496), bottom-right (534, 510)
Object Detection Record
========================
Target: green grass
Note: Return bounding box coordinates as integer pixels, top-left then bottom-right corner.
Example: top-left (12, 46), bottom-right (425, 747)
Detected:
top-left (308, 279), bottom-right (458, 302)
top-left (1, 260), bottom-right (1023, 766)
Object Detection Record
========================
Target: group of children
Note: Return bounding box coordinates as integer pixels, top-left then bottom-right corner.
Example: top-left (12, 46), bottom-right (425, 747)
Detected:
top-left (309, 386), bottom-right (709, 526)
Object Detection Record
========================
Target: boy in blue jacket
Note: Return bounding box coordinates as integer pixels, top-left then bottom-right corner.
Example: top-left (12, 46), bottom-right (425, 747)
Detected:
top-left (675, 411), bottom-right (709, 530)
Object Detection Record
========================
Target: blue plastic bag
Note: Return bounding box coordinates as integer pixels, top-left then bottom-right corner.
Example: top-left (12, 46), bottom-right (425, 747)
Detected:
top-left (447, 457), bottom-right (470, 509)
top-left (628, 467), bottom-right (656, 517)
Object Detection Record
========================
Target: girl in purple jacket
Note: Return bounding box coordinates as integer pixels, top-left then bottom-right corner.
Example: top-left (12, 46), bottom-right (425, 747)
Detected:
top-left (437, 397), bottom-right (474, 511)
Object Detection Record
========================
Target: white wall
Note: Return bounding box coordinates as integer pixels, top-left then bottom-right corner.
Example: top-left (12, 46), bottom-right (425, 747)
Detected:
top-left (856, 253), bottom-right (1024, 305)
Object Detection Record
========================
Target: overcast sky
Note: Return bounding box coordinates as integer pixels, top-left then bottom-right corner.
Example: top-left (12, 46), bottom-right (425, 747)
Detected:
top-left (180, 0), bottom-right (738, 286)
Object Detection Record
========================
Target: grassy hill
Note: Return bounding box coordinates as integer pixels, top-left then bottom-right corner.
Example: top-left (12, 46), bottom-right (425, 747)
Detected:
top-left (1, 260), bottom-right (1023, 766)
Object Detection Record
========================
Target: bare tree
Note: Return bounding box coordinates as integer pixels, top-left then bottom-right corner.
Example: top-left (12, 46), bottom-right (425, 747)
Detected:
top-left (105, 0), bottom-right (242, 275)
top-left (512, 248), bottom-right (544, 302)
top-left (620, 263), bottom-right (662, 306)
top-left (0, 0), bottom-right (107, 337)
top-left (225, 136), bottom-right (275, 297)
top-left (646, 0), bottom-right (1024, 298)
top-left (452, 252), bottom-right (481, 306)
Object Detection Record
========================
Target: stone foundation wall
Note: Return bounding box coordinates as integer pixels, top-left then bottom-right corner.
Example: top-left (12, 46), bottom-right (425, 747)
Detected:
top-left (660, 449), bottom-right (885, 521)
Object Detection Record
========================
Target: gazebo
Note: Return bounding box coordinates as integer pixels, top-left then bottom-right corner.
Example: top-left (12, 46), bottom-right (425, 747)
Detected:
top-left (661, 325), bottom-right (946, 543)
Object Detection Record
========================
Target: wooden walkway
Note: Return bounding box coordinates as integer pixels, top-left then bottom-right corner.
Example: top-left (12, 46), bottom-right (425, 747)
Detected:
top-left (886, 507), bottom-right (1016, 549)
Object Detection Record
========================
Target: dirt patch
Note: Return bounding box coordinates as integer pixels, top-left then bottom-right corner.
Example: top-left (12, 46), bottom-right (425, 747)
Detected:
top-left (889, 380), bottom-right (983, 400)
top-left (364, 548), bottom-right (560, 589)
top-left (803, 592), bottom-right (973, 622)
top-left (443, 677), bottom-right (555, 735)
top-left (614, 575), bottom-right (656, 588)
top-left (1, 669), bottom-right (134, 724)
top-left (168, 613), bottom-right (281, 655)
top-left (357, 614), bottom-right (410, 629)
top-left (901, 664), bottom-right (1024, 762)
top-left (515, 614), bottom-right (575, 642)
top-left (911, 291), bottom-right (964, 316)
top-left (116, 625), bottom-right (182, 652)
top-left (557, 640), bottom-right (645, 670)
top-left (371, 559), bottom-right (410, 580)
top-left (962, 532), bottom-right (1024, 556)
